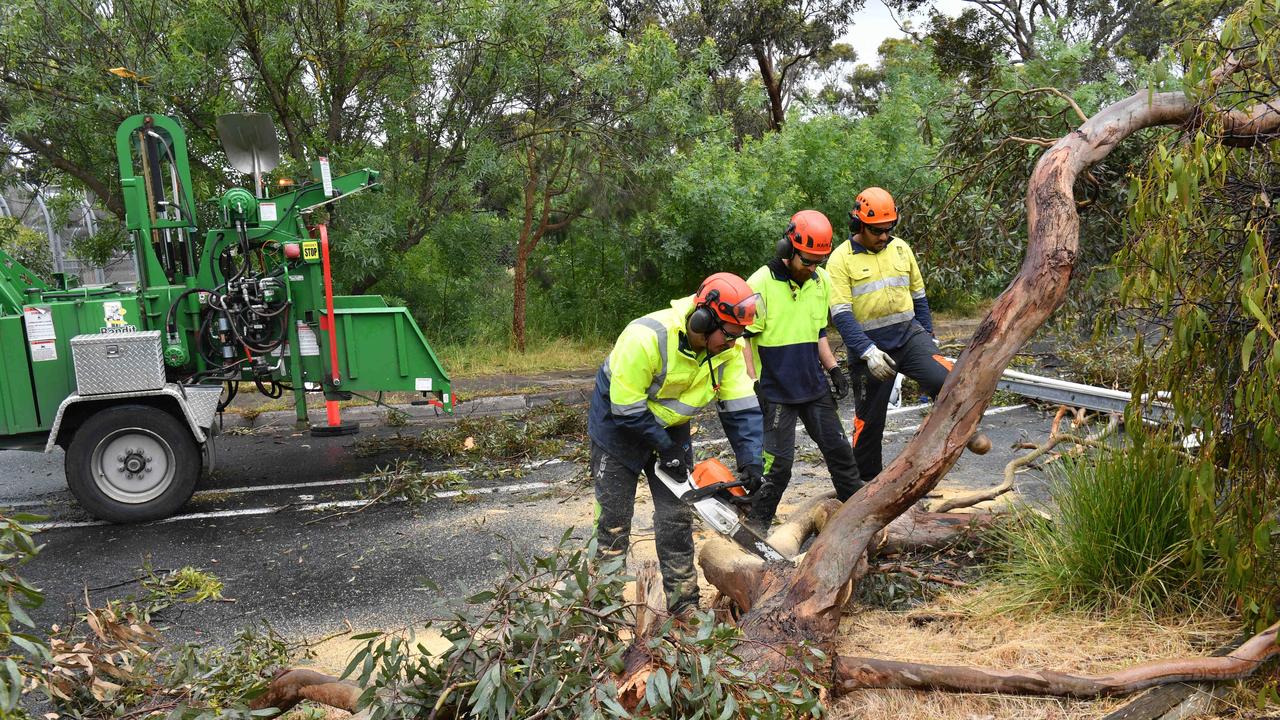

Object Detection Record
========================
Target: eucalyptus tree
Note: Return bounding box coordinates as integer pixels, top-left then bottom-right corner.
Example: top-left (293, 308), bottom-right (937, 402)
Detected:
top-left (490, 0), bottom-right (715, 350)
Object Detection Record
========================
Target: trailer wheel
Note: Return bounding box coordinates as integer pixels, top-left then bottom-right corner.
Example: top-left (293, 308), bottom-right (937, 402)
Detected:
top-left (65, 404), bottom-right (200, 523)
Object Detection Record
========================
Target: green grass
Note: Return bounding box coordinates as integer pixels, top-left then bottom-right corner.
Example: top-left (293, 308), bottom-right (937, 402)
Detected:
top-left (991, 438), bottom-right (1215, 615)
top-left (436, 335), bottom-right (610, 377)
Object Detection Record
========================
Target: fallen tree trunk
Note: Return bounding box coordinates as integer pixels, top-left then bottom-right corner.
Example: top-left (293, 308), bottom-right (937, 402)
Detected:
top-left (835, 620), bottom-right (1279, 697)
top-left (732, 79), bottom-right (1280, 640)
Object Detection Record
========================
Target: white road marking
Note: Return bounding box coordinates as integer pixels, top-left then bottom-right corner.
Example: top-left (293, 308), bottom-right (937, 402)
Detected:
top-left (193, 458), bottom-right (565, 498)
top-left (694, 403), bottom-right (1029, 447)
top-left (29, 480), bottom-right (560, 532)
top-left (0, 499), bottom-right (63, 508)
top-left (885, 404), bottom-right (1028, 438)
top-left (19, 404), bottom-right (1035, 531)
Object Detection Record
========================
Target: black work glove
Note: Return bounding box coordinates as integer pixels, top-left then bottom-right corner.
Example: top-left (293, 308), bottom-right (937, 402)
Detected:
top-left (845, 357), bottom-right (868, 407)
top-left (656, 444), bottom-right (689, 478)
top-left (731, 465), bottom-right (765, 507)
top-left (827, 365), bottom-right (850, 401)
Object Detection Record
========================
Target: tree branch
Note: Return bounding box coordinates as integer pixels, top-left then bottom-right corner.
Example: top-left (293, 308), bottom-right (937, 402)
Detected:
top-left (835, 620), bottom-right (1279, 696)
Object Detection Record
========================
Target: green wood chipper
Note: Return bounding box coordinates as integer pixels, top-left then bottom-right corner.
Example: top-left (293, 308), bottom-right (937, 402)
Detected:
top-left (0, 113), bottom-right (451, 522)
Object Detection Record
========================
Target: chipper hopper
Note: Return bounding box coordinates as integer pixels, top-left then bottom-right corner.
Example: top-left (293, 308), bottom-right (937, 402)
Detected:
top-left (0, 113), bottom-right (451, 522)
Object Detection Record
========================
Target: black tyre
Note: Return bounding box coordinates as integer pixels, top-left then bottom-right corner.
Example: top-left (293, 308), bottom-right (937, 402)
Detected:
top-left (65, 404), bottom-right (200, 523)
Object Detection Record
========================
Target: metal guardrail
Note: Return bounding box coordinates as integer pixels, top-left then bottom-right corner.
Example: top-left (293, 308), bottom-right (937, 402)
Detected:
top-left (943, 358), bottom-right (1174, 422)
top-left (998, 368), bottom-right (1131, 414)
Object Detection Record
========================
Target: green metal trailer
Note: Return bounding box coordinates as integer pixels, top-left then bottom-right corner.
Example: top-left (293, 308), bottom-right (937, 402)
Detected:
top-left (0, 113), bottom-right (451, 522)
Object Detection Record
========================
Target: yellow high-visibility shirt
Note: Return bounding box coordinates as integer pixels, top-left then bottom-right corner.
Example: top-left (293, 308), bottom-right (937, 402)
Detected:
top-left (827, 236), bottom-right (927, 354)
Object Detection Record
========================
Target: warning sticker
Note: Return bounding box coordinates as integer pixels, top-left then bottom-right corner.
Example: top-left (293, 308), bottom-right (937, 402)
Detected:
top-left (23, 306), bottom-right (57, 362)
top-left (29, 342), bottom-right (56, 362)
top-left (296, 322), bottom-right (321, 356)
top-left (259, 202), bottom-right (278, 223)
top-left (415, 377), bottom-right (433, 391)
top-left (301, 241), bottom-right (320, 261)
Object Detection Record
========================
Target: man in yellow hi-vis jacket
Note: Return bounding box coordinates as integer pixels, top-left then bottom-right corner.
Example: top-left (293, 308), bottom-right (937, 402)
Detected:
top-left (827, 187), bottom-right (974, 481)
top-left (588, 273), bottom-right (765, 614)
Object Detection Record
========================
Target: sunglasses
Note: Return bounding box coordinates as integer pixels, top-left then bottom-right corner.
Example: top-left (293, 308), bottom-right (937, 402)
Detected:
top-left (864, 223), bottom-right (896, 237)
top-left (795, 255), bottom-right (825, 267)
top-left (717, 323), bottom-right (746, 341)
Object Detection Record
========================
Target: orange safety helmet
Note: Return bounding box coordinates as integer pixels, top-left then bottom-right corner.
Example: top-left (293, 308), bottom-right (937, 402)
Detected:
top-left (849, 187), bottom-right (898, 233)
top-left (690, 272), bottom-right (759, 334)
top-left (783, 210), bottom-right (834, 256)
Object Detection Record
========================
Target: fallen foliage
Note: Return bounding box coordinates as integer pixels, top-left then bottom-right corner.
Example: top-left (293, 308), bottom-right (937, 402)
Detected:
top-left (354, 401), bottom-right (588, 468)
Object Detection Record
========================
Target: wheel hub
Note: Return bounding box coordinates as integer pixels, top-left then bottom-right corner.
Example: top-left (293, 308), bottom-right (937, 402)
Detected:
top-left (92, 429), bottom-right (175, 505)
top-left (118, 448), bottom-right (153, 477)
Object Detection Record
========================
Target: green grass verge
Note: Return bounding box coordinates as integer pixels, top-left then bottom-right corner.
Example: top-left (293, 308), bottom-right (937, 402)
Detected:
top-left (436, 335), bottom-right (611, 377)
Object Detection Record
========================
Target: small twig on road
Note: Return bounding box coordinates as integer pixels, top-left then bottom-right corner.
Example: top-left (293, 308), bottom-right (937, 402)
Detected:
top-left (88, 574), bottom-right (149, 592)
top-left (300, 620), bottom-right (359, 652)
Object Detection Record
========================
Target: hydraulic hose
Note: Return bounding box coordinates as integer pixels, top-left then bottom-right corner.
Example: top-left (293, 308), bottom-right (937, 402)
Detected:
top-left (164, 287), bottom-right (215, 335)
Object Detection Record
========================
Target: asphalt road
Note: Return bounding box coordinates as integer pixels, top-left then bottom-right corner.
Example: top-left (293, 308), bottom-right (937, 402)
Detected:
top-left (1, 398), bottom-right (1066, 650)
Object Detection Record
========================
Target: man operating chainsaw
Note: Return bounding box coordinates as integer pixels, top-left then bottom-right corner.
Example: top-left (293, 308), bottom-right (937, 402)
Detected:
top-left (741, 210), bottom-right (863, 534)
top-left (588, 272), bottom-right (766, 615)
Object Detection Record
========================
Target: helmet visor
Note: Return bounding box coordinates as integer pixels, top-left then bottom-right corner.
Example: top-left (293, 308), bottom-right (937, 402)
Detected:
top-left (714, 292), bottom-right (760, 325)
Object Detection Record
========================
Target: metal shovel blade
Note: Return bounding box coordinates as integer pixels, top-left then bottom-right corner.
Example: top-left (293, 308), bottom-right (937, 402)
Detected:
top-left (216, 113), bottom-right (281, 175)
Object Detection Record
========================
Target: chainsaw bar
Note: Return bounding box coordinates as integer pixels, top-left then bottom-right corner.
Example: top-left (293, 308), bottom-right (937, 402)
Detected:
top-left (652, 463), bottom-right (789, 563)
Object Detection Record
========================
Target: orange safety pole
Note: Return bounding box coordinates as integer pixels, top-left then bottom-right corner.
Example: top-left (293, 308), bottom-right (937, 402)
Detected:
top-left (311, 223), bottom-right (357, 436)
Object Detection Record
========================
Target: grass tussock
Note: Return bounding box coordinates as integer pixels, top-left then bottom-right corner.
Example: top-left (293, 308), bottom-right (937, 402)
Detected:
top-left (834, 587), bottom-right (1240, 720)
top-left (989, 438), bottom-right (1213, 615)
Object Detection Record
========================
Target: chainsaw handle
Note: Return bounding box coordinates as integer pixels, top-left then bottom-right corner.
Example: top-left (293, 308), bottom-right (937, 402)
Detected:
top-left (684, 479), bottom-right (746, 502)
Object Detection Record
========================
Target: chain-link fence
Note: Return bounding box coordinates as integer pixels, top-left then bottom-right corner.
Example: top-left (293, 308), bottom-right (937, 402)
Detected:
top-left (0, 176), bottom-right (136, 285)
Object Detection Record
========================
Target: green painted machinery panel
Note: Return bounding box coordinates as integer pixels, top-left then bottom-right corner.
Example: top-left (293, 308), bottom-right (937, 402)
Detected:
top-left (0, 316), bottom-right (39, 434)
top-left (330, 299), bottom-right (451, 399)
top-left (21, 296), bottom-right (144, 428)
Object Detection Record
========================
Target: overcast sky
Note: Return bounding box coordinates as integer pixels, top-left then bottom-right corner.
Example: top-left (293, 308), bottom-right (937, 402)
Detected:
top-left (844, 0), bottom-right (970, 66)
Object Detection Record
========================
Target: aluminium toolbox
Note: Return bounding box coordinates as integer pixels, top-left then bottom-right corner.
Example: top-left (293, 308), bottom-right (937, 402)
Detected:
top-left (69, 331), bottom-right (165, 395)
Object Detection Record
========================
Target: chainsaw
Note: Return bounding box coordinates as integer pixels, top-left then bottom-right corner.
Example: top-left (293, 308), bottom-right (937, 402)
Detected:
top-left (650, 457), bottom-right (789, 563)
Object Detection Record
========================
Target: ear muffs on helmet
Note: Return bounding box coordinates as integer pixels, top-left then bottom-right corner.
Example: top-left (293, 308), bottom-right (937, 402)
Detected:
top-left (688, 305), bottom-right (717, 335)
top-left (848, 202), bottom-right (862, 236)
top-left (776, 225), bottom-right (796, 260)
top-left (689, 288), bottom-right (721, 335)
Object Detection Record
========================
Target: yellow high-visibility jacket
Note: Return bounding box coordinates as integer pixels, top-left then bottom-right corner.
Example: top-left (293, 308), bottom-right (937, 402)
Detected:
top-left (827, 236), bottom-right (934, 355)
top-left (587, 295), bottom-right (763, 473)
top-left (746, 260), bottom-right (832, 404)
